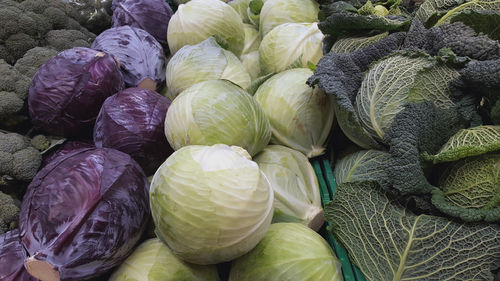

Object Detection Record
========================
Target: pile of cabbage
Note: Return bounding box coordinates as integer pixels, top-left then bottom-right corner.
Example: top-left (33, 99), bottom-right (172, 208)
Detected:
top-left (1, 0), bottom-right (343, 280)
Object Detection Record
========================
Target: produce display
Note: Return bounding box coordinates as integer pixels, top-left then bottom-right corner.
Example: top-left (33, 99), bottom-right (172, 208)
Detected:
top-left (0, 0), bottom-right (499, 280)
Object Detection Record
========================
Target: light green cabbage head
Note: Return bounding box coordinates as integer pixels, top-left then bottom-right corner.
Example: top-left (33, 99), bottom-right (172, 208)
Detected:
top-left (229, 0), bottom-right (252, 24)
top-left (165, 79), bottom-right (271, 156)
top-left (254, 68), bottom-right (334, 158)
top-left (109, 238), bottom-right (219, 281)
top-left (165, 37), bottom-right (251, 100)
top-left (167, 0), bottom-right (245, 56)
top-left (259, 0), bottom-right (319, 37)
top-left (254, 145), bottom-right (324, 231)
top-left (229, 223), bottom-right (343, 281)
top-left (241, 51), bottom-right (261, 81)
top-left (150, 144), bottom-right (274, 265)
top-left (259, 22), bottom-right (323, 74)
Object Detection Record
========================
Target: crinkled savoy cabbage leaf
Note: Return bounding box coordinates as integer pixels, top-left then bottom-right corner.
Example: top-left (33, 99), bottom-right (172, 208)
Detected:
top-left (334, 149), bottom-right (391, 186)
top-left (423, 125), bottom-right (500, 163)
top-left (325, 181), bottom-right (500, 281)
top-left (330, 32), bottom-right (389, 53)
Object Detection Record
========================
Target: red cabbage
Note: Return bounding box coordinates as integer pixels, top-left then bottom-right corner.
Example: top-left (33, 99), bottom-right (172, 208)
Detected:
top-left (111, 0), bottom-right (173, 46)
top-left (91, 26), bottom-right (167, 91)
top-left (94, 88), bottom-right (173, 175)
top-left (19, 147), bottom-right (149, 281)
top-left (0, 230), bottom-right (38, 281)
top-left (28, 47), bottom-right (125, 138)
top-left (41, 141), bottom-right (95, 168)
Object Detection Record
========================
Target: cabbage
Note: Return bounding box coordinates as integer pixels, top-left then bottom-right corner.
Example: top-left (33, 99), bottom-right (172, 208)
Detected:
top-left (254, 68), bottom-right (334, 157)
top-left (229, 223), bottom-right (343, 281)
top-left (0, 230), bottom-right (37, 281)
top-left (242, 24), bottom-right (260, 55)
top-left (259, 0), bottom-right (319, 37)
top-left (259, 22), bottom-right (323, 74)
top-left (94, 88), bottom-right (173, 175)
top-left (165, 37), bottom-right (251, 100)
top-left (150, 144), bottom-right (274, 264)
top-left (228, 0), bottom-right (252, 23)
top-left (165, 79), bottom-right (271, 156)
top-left (241, 51), bottom-right (261, 81)
top-left (91, 26), bottom-right (166, 90)
top-left (28, 47), bottom-right (124, 137)
top-left (20, 147), bottom-right (150, 281)
top-left (109, 238), bottom-right (219, 281)
top-left (111, 0), bottom-right (174, 45)
top-left (167, 0), bottom-right (245, 56)
top-left (254, 145), bottom-right (324, 231)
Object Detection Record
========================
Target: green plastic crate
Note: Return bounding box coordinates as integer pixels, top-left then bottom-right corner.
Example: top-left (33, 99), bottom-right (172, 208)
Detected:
top-left (312, 158), bottom-right (367, 281)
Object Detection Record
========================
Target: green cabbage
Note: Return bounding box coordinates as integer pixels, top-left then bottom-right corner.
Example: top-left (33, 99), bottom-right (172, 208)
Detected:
top-left (150, 144), bottom-right (274, 265)
top-left (259, 0), bottom-right (319, 37)
top-left (259, 23), bottom-right (324, 74)
top-left (167, 0), bottom-right (245, 56)
top-left (165, 79), bottom-right (271, 156)
top-left (109, 238), bottom-right (219, 281)
top-left (254, 68), bottom-right (334, 157)
top-left (165, 37), bottom-right (251, 100)
top-left (229, 223), bottom-right (343, 281)
top-left (241, 51), bottom-right (261, 80)
top-left (242, 24), bottom-right (261, 55)
top-left (254, 145), bottom-right (324, 230)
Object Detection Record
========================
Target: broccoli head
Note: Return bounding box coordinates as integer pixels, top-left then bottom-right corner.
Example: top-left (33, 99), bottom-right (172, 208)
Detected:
top-left (0, 191), bottom-right (20, 234)
top-left (0, 132), bottom-right (42, 184)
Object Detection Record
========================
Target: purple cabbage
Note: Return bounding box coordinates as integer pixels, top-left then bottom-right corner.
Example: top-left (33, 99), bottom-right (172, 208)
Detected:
top-left (111, 0), bottom-right (173, 45)
top-left (94, 88), bottom-right (173, 175)
top-left (28, 47), bottom-right (125, 138)
top-left (19, 147), bottom-right (149, 281)
top-left (41, 141), bottom-right (95, 168)
top-left (91, 26), bottom-right (167, 91)
top-left (0, 230), bottom-right (38, 281)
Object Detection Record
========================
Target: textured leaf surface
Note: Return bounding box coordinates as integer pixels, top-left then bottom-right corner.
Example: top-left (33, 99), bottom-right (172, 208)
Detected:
top-left (438, 154), bottom-right (500, 208)
top-left (408, 64), bottom-right (459, 108)
top-left (325, 181), bottom-right (500, 281)
top-left (414, 0), bottom-right (465, 26)
top-left (423, 125), bottom-right (500, 163)
top-left (333, 149), bottom-right (391, 186)
top-left (330, 32), bottom-right (389, 53)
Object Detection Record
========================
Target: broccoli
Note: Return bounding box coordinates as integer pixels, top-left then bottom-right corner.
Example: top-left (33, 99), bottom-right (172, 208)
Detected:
top-left (0, 0), bottom-right (95, 65)
top-left (0, 191), bottom-right (20, 234)
top-left (0, 132), bottom-right (42, 185)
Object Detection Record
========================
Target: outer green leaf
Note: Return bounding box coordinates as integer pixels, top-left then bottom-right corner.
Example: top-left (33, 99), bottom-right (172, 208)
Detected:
top-left (330, 32), bottom-right (389, 53)
top-left (438, 154), bottom-right (500, 209)
top-left (334, 149), bottom-right (391, 185)
top-left (325, 181), bottom-right (500, 281)
top-left (436, 0), bottom-right (500, 41)
top-left (259, 0), bottom-right (319, 37)
top-left (254, 145), bottom-right (323, 231)
top-left (414, 0), bottom-right (465, 26)
top-left (423, 125), bottom-right (500, 163)
top-left (109, 238), bottom-right (219, 281)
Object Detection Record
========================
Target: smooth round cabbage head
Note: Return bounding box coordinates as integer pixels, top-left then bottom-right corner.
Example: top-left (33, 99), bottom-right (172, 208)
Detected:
top-left (255, 68), bottom-right (334, 157)
top-left (166, 37), bottom-right (251, 100)
top-left (28, 47), bottom-right (124, 137)
top-left (91, 26), bottom-right (166, 91)
top-left (150, 144), bottom-right (274, 265)
top-left (94, 87), bottom-right (173, 175)
top-left (111, 0), bottom-right (174, 45)
top-left (259, 0), bottom-right (319, 37)
top-left (254, 145), bottom-right (324, 231)
top-left (259, 22), bottom-right (323, 75)
top-left (20, 147), bottom-right (149, 281)
top-left (165, 79), bottom-right (271, 156)
top-left (109, 238), bottom-right (219, 281)
top-left (167, 0), bottom-right (245, 56)
top-left (229, 223), bottom-right (343, 281)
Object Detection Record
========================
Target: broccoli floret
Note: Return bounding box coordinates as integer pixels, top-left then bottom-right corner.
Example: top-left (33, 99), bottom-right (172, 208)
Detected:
top-left (0, 59), bottom-right (31, 127)
top-left (0, 0), bottom-right (95, 65)
top-left (0, 191), bottom-right (20, 234)
top-left (30, 134), bottom-right (50, 151)
top-left (14, 47), bottom-right (58, 78)
top-left (0, 132), bottom-right (42, 183)
top-left (45, 30), bottom-right (93, 51)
